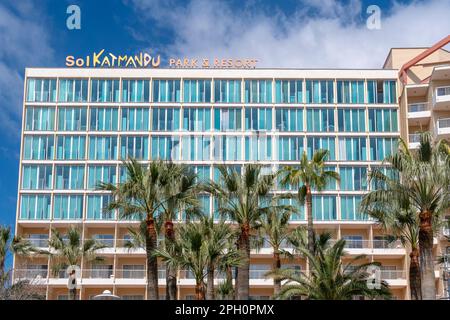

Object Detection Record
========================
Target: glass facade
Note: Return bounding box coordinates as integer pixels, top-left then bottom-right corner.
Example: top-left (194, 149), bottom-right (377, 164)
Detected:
top-left (20, 75), bottom-right (399, 223)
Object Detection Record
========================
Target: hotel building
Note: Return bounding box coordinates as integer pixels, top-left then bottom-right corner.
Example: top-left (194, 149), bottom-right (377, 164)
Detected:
top-left (13, 48), bottom-right (450, 300)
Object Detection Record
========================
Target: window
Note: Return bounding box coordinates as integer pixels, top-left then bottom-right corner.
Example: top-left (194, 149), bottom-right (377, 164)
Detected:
top-left (275, 108), bottom-right (303, 132)
top-left (90, 107), bottom-right (119, 131)
top-left (23, 136), bottom-right (54, 160)
top-left (122, 295), bottom-right (144, 300)
top-left (152, 79), bottom-right (181, 102)
top-left (367, 80), bottom-right (396, 104)
top-left (58, 79), bottom-right (88, 102)
top-left (151, 136), bottom-right (180, 160)
top-left (92, 234), bottom-right (114, 247)
top-left (55, 165), bottom-right (84, 189)
top-left (53, 195), bottom-right (83, 220)
top-left (58, 107), bottom-right (87, 131)
top-left (370, 166), bottom-right (398, 190)
top-left (88, 136), bottom-right (118, 160)
top-left (87, 195), bottom-right (114, 220)
top-left (121, 108), bottom-right (149, 131)
top-left (369, 138), bottom-right (398, 161)
top-left (214, 108), bottom-right (242, 131)
top-left (88, 165), bottom-right (117, 189)
top-left (152, 108), bottom-right (180, 131)
top-left (244, 80), bottom-right (272, 103)
top-left (338, 137), bottom-right (367, 161)
top-left (341, 196), bottom-right (367, 220)
top-left (120, 136), bottom-right (149, 160)
top-left (181, 136), bottom-right (211, 161)
top-left (191, 166), bottom-right (211, 183)
top-left (245, 136), bottom-right (272, 161)
top-left (305, 80), bottom-right (334, 104)
top-left (56, 136), bottom-right (86, 160)
top-left (368, 108), bottom-right (398, 132)
top-left (342, 235), bottom-right (363, 248)
top-left (340, 166), bottom-right (367, 190)
top-left (214, 79), bottom-right (241, 103)
top-left (121, 79), bottom-right (149, 102)
top-left (25, 107), bottom-right (55, 131)
top-left (312, 196), bottom-right (337, 220)
top-left (306, 108), bottom-right (335, 132)
top-left (277, 137), bottom-right (304, 161)
top-left (307, 137), bottom-right (336, 160)
top-left (337, 80), bottom-right (364, 104)
top-left (183, 108), bottom-right (211, 131)
top-left (278, 198), bottom-right (304, 220)
top-left (183, 79), bottom-right (211, 103)
top-left (20, 195), bottom-right (51, 220)
top-left (91, 79), bottom-right (120, 102)
top-left (245, 107), bottom-right (272, 131)
top-left (22, 165), bottom-right (52, 190)
top-left (275, 80), bottom-right (303, 103)
top-left (26, 78), bottom-right (57, 102)
top-left (213, 136), bottom-right (242, 161)
top-left (337, 108), bottom-right (365, 132)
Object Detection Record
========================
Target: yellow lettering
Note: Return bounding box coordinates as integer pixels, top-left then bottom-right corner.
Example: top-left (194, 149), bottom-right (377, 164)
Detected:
top-left (66, 56), bottom-right (75, 67)
top-left (93, 49), bottom-right (105, 67)
top-left (118, 55), bottom-right (127, 67)
top-left (152, 55), bottom-right (161, 68)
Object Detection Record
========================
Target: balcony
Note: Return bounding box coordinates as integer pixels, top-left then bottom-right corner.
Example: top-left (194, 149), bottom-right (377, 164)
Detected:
top-left (407, 103), bottom-right (431, 124)
top-left (436, 118), bottom-right (450, 138)
top-left (13, 269), bottom-right (48, 285)
top-left (433, 86), bottom-right (450, 110)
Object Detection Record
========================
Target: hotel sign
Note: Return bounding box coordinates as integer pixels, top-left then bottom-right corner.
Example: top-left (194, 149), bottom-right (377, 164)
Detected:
top-left (65, 50), bottom-right (258, 69)
top-left (168, 58), bottom-right (258, 69)
top-left (66, 49), bottom-right (161, 68)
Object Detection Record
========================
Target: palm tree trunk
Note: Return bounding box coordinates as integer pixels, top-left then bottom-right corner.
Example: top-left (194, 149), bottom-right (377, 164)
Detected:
top-left (305, 186), bottom-right (314, 260)
top-left (146, 218), bottom-right (159, 300)
top-left (226, 266), bottom-right (233, 299)
top-left (418, 210), bottom-right (436, 300)
top-left (237, 224), bottom-right (250, 300)
top-left (409, 247), bottom-right (422, 300)
top-left (195, 281), bottom-right (205, 300)
top-left (164, 220), bottom-right (177, 300)
top-left (206, 263), bottom-right (215, 300)
top-left (273, 250), bottom-right (281, 296)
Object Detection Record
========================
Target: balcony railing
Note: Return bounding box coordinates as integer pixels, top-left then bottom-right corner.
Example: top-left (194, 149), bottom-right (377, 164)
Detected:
top-left (115, 269), bottom-right (145, 279)
top-left (408, 103), bottom-right (428, 113)
top-left (84, 268), bottom-right (114, 279)
top-left (13, 269), bottom-right (48, 280)
top-left (380, 270), bottom-right (405, 280)
top-left (249, 269), bottom-right (270, 279)
top-left (26, 238), bottom-right (49, 247)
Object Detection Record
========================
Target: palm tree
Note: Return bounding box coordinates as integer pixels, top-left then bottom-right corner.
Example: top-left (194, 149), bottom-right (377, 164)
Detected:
top-left (48, 226), bottom-right (105, 300)
top-left (0, 225), bottom-right (39, 289)
top-left (272, 233), bottom-right (392, 300)
top-left (98, 158), bottom-right (176, 300)
top-left (202, 216), bottom-right (242, 300)
top-left (279, 150), bottom-right (340, 261)
top-left (258, 201), bottom-right (293, 296)
top-left (365, 201), bottom-right (421, 299)
top-left (154, 220), bottom-right (209, 300)
top-left (361, 133), bottom-right (450, 299)
top-left (158, 163), bottom-right (199, 300)
top-left (205, 164), bottom-right (277, 300)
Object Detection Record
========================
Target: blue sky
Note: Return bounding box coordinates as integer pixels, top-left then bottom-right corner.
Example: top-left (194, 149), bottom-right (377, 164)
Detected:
top-left (0, 0), bottom-right (448, 253)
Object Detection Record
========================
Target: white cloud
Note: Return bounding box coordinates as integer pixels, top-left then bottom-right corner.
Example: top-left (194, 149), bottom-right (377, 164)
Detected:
top-left (126, 0), bottom-right (450, 68)
top-left (0, 2), bottom-right (54, 140)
